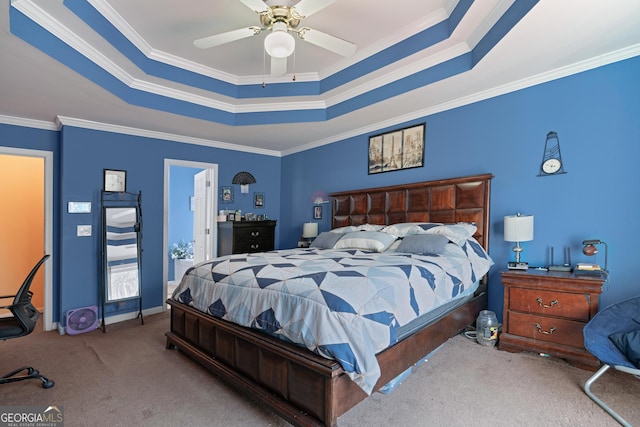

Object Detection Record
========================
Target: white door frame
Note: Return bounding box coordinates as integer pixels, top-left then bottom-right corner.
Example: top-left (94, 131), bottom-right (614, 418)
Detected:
top-left (0, 147), bottom-right (54, 331)
top-left (163, 159), bottom-right (218, 310)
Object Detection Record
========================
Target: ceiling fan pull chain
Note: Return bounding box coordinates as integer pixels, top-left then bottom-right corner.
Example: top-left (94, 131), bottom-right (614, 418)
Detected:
top-left (292, 50), bottom-right (296, 82)
top-left (262, 49), bottom-right (267, 88)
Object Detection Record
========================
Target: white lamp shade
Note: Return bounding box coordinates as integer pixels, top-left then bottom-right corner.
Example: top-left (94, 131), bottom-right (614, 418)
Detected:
top-left (264, 22), bottom-right (295, 58)
top-left (302, 222), bottom-right (318, 239)
top-left (504, 214), bottom-right (534, 242)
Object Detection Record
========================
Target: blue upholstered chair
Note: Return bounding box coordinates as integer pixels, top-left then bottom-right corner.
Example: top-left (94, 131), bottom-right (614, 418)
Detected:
top-left (583, 295), bottom-right (640, 427)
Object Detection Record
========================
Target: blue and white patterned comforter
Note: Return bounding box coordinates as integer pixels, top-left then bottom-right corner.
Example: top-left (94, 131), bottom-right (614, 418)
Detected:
top-left (171, 239), bottom-right (493, 394)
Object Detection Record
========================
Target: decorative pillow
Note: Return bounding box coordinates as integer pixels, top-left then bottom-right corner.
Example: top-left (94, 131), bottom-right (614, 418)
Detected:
top-left (331, 224), bottom-right (384, 234)
top-left (309, 231), bottom-right (344, 249)
top-left (332, 231), bottom-right (397, 252)
top-left (396, 234), bottom-right (449, 255)
top-left (609, 330), bottom-right (640, 368)
top-left (382, 222), bottom-right (477, 245)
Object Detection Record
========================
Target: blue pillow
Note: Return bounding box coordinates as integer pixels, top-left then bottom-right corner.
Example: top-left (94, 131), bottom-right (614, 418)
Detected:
top-left (609, 330), bottom-right (640, 368)
top-left (396, 234), bottom-right (449, 255)
top-left (310, 231), bottom-right (343, 249)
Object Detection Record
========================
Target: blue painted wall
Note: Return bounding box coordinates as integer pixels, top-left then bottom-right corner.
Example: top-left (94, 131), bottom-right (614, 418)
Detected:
top-left (282, 56), bottom-right (640, 318)
top-left (1, 55), bottom-right (638, 326)
top-left (56, 126), bottom-right (281, 323)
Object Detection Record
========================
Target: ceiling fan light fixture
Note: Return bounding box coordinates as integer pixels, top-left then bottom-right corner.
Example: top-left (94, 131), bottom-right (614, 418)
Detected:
top-left (264, 21), bottom-right (295, 58)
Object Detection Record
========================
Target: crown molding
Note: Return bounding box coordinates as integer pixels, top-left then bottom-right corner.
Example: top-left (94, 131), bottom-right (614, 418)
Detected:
top-left (0, 114), bottom-right (59, 131)
top-left (55, 116), bottom-right (281, 157)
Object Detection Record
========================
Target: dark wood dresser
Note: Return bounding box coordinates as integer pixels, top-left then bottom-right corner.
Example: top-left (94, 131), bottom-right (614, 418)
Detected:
top-left (217, 220), bottom-right (276, 256)
top-left (499, 269), bottom-right (604, 370)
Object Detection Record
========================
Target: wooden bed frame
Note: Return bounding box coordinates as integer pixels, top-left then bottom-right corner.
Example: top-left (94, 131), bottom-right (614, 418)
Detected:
top-left (166, 173), bottom-right (493, 427)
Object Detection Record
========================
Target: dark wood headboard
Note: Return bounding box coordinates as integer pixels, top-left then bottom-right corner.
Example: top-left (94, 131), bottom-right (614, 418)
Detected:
top-left (330, 173), bottom-right (493, 251)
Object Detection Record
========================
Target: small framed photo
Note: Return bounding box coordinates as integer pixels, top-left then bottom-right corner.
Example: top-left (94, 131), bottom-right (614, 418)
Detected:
top-left (220, 186), bottom-right (233, 203)
top-left (104, 169), bottom-right (126, 192)
top-left (254, 192), bottom-right (264, 208)
top-left (313, 205), bottom-right (322, 220)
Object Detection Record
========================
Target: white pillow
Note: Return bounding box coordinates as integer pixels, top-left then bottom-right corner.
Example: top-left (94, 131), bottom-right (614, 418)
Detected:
top-left (382, 222), bottom-right (477, 246)
top-left (331, 224), bottom-right (384, 234)
top-left (332, 231), bottom-right (397, 252)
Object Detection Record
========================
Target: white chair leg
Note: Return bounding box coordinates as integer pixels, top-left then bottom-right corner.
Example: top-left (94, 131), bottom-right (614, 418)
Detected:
top-left (583, 364), bottom-right (632, 427)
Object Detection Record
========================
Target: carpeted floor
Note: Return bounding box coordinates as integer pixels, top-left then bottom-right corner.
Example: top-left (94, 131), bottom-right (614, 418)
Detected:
top-left (1, 311), bottom-right (638, 427)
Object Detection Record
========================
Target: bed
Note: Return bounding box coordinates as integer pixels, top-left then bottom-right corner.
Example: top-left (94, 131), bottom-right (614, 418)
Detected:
top-left (166, 173), bottom-right (493, 426)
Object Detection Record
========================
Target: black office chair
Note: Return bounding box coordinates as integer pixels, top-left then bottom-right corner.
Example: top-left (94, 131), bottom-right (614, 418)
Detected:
top-left (0, 254), bottom-right (54, 388)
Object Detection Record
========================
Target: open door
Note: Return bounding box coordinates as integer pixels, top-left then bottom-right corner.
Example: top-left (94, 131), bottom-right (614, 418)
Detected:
top-left (193, 169), bottom-right (216, 263)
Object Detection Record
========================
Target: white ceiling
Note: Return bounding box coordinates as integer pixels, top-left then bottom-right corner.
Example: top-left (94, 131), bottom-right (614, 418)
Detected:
top-left (1, 0), bottom-right (639, 155)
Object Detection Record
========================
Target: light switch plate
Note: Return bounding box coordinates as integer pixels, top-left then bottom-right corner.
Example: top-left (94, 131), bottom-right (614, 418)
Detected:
top-left (68, 202), bottom-right (91, 213)
top-left (77, 225), bottom-right (92, 236)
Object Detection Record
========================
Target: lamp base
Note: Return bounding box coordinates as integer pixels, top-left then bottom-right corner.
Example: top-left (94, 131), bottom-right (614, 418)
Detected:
top-left (507, 261), bottom-right (529, 270)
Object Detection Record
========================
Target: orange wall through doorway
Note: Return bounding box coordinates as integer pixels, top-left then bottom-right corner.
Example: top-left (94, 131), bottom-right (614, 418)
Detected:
top-left (0, 154), bottom-right (45, 312)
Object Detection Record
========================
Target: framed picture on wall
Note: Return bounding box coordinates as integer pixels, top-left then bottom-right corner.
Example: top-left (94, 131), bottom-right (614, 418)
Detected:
top-left (254, 192), bottom-right (264, 208)
top-left (313, 205), bottom-right (322, 220)
top-left (103, 169), bottom-right (126, 192)
top-left (368, 123), bottom-right (425, 174)
top-left (220, 186), bottom-right (233, 203)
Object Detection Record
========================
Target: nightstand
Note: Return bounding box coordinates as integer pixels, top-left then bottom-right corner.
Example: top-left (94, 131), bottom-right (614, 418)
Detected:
top-left (499, 269), bottom-right (604, 370)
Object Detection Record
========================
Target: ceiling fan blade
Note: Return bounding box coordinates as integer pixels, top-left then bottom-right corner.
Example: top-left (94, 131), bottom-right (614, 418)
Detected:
top-left (293, 0), bottom-right (339, 18)
top-left (298, 28), bottom-right (357, 57)
top-left (238, 0), bottom-right (269, 13)
top-left (271, 57), bottom-right (287, 77)
top-left (193, 27), bottom-right (261, 49)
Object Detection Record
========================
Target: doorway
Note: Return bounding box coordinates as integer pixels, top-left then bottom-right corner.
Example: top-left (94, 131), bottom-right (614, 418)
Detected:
top-left (163, 159), bottom-right (218, 308)
top-left (0, 148), bottom-right (54, 330)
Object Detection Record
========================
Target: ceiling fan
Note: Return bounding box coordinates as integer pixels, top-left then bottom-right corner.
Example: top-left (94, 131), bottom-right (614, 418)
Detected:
top-left (193, 0), bottom-right (357, 77)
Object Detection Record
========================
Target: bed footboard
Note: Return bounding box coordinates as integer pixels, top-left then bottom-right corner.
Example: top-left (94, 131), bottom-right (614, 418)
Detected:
top-left (166, 292), bottom-right (486, 427)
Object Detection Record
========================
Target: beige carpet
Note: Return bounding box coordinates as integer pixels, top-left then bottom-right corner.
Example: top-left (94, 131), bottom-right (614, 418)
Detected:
top-left (1, 311), bottom-right (638, 427)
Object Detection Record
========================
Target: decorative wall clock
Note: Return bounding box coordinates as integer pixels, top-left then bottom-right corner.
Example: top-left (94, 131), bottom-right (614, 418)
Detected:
top-left (538, 131), bottom-right (566, 176)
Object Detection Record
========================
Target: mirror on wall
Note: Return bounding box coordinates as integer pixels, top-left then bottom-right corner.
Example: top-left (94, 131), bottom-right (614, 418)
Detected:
top-left (102, 206), bottom-right (141, 302)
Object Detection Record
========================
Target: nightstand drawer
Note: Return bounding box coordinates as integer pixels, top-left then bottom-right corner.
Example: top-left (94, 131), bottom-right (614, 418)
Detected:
top-left (507, 312), bottom-right (585, 348)
top-left (509, 288), bottom-right (590, 321)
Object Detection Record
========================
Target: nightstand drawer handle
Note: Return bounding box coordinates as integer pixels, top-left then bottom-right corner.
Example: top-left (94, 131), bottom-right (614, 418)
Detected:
top-left (250, 244), bottom-right (259, 249)
top-left (251, 231), bottom-right (260, 237)
top-left (535, 323), bottom-right (557, 335)
top-left (536, 297), bottom-right (558, 308)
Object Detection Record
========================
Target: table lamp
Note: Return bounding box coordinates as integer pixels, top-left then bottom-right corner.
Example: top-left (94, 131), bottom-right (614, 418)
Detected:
top-left (504, 213), bottom-right (534, 270)
top-left (302, 222), bottom-right (318, 246)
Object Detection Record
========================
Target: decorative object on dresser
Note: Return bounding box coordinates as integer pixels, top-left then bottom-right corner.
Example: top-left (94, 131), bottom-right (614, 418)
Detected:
top-left (217, 220), bottom-right (276, 256)
top-left (576, 239), bottom-right (608, 279)
top-left (499, 269), bottom-right (604, 370)
top-left (504, 213), bottom-right (534, 270)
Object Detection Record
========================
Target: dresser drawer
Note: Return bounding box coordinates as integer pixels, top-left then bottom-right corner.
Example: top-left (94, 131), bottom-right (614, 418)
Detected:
top-left (507, 311), bottom-right (585, 348)
top-left (234, 226), bottom-right (274, 253)
top-left (508, 287), bottom-right (591, 321)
